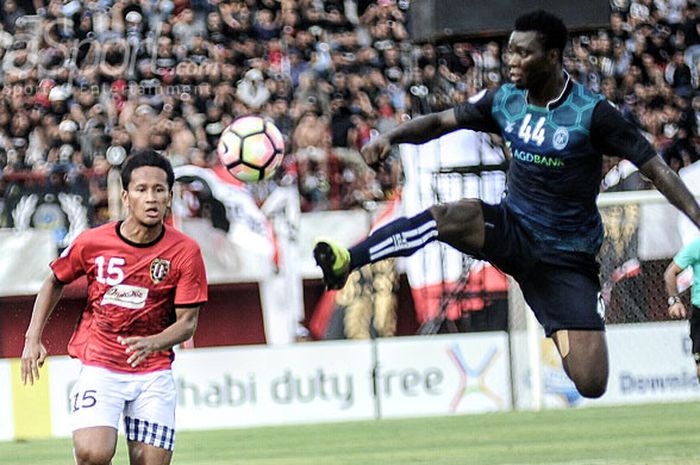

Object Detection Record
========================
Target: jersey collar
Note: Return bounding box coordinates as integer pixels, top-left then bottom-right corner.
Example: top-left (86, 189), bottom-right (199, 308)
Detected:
top-left (525, 71), bottom-right (572, 110)
top-left (115, 221), bottom-right (166, 248)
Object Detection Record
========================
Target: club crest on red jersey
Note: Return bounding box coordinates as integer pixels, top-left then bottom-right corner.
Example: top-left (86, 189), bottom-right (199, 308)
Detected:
top-left (149, 258), bottom-right (170, 284)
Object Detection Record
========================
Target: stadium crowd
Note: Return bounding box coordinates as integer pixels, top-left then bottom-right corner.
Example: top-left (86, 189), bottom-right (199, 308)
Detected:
top-left (0, 0), bottom-right (700, 225)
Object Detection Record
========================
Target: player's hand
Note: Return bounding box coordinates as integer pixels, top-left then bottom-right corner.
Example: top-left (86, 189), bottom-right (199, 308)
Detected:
top-left (20, 338), bottom-right (47, 386)
top-left (668, 302), bottom-right (687, 319)
top-left (118, 335), bottom-right (160, 368)
top-left (360, 135), bottom-right (391, 170)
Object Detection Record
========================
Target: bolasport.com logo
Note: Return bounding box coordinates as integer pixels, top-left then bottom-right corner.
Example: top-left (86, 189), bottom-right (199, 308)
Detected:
top-left (446, 343), bottom-right (504, 412)
top-left (3, 15), bottom-right (217, 100)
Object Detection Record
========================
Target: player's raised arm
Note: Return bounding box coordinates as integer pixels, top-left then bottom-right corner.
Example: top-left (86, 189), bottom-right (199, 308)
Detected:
top-left (118, 306), bottom-right (200, 368)
top-left (361, 88), bottom-right (500, 168)
top-left (360, 108), bottom-right (459, 167)
top-left (638, 156), bottom-right (700, 230)
top-left (590, 100), bottom-right (700, 230)
top-left (21, 273), bottom-right (64, 385)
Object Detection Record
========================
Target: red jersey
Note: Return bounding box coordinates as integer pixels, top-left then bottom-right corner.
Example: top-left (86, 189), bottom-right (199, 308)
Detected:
top-left (51, 221), bottom-right (208, 373)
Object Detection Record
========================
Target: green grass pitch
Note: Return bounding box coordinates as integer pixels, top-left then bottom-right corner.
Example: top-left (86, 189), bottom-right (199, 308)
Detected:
top-left (2, 402), bottom-right (699, 465)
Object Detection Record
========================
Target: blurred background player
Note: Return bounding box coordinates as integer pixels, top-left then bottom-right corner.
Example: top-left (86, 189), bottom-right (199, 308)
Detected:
top-left (20, 150), bottom-right (208, 465)
top-left (664, 236), bottom-right (700, 381)
top-left (314, 10), bottom-right (700, 399)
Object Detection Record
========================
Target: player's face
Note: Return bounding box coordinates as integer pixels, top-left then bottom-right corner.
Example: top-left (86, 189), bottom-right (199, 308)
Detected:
top-left (122, 166), bottom-right (171, 228)
top-left (507, 31), bottom-right (556, 90)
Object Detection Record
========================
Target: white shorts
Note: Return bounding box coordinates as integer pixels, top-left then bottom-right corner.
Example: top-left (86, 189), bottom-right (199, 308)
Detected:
top-left (69, 365), bottom-right (177, 451)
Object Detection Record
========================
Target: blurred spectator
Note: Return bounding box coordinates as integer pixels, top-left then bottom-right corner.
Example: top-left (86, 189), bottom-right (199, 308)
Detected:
top-left (667, 50), bottom-right (693, 96)
top-left (1, 0), bottom-right (25, 34)
top-left (269, 97), bottom-right (294, 136)
top-left (292, 109), bottom-right (330, 152)
top-left (236, 68), bottom-right (271, 109)
top-left (172, 8), bottom-right (205, 44)
top-left (330, 93), bottom-right (356, 148)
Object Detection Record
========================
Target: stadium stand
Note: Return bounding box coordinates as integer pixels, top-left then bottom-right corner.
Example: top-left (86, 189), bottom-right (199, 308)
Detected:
top-left (0, 0), bottom-right (699, 221)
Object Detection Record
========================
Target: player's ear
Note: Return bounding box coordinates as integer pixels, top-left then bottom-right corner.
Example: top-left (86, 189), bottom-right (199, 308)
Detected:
top-left (121, 188), bottom-right (129, 211)
top-left (548, 48), bottom-right (560, 64)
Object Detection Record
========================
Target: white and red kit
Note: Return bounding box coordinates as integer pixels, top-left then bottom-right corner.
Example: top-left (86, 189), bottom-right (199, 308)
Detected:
top-left (51, 221), bottom-right (208, 373)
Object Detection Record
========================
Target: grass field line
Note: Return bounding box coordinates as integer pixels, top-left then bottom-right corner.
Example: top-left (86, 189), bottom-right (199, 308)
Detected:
top-left (2, 401), bottom-right (700, 465)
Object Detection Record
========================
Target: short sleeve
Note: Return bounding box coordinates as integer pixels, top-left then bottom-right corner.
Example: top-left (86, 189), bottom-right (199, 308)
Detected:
top-left (674, 239), bottom-right (700, 270)
top-left (174, 244), bottom-right (208, 307)
top-left (590, 101), bottom-right (657, 166)
top-left (50, 235), bottom-right (87, 284)
top-left (453, 89), bottom-right (501, 133)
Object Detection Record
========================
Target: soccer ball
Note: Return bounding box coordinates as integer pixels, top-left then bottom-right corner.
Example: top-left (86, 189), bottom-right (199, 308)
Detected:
top-left (217, 116), bottom-right (285, 182)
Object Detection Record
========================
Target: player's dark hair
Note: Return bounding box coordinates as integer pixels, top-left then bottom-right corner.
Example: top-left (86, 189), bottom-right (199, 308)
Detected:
top-left (121, 150), bottom-right (175, 190)
top-left (514, 10), bottom-right (568, 62)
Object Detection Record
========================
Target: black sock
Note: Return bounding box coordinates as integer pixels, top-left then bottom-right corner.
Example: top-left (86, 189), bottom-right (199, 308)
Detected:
top-left (349, 209), bottom-right (438, 270)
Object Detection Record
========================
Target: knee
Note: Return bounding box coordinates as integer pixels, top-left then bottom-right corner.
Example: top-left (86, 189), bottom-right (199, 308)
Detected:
top-left (574, 376), bottom-right (608, 399)
top-left (74, 446), bottom-right (114, 465)
top-left (430, 200), bottom-right (481, 237)
top-left (429, 203), bottom-right (449, 226)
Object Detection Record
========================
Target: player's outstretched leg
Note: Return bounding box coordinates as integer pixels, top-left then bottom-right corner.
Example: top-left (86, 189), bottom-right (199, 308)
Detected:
top-left (313, 209), bottom-right (438, 289)
top-left (313, 200), bottom-right (485, 290)
top-left (552, 329), bottom-right (609, 398)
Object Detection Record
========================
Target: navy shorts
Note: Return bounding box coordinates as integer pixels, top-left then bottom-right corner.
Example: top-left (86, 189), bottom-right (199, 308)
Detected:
top-left (477, 202), bottom-right (604, 337)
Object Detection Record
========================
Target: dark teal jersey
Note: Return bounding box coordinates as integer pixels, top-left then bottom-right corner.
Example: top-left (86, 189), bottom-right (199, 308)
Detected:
top-left (454, 77), bottom-right (656, 254)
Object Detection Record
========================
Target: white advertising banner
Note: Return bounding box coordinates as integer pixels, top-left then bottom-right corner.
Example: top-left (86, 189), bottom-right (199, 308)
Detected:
top-left (171, 341), bottom-right (376, 429)
top-left (596, 322), bottom-right (700, 405)
top-left (376, 334), bottom-right (512, 417)
top-left (520, 321), bottom-right (700, 409)
top-left (0, 359), bottom-right (13, 440)
top-left (7, 335), bottom-right (511, 439)
top-left (3, 323), bottom-right (697, 441)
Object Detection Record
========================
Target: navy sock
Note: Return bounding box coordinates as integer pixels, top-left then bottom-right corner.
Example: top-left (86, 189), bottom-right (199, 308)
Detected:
top-left (349, 209), bottom-right (438, 270)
